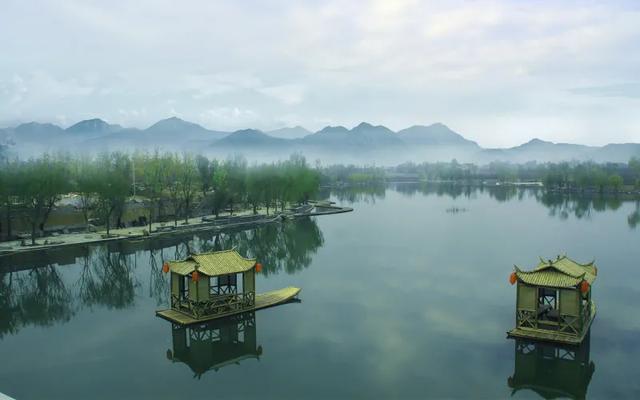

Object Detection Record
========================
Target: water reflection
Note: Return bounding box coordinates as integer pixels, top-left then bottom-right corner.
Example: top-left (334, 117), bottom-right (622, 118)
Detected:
top-left (167, 312), bottom-right (261, 378)
top-left (536, 191), bottom-right (622, 219)
top-left (149, 249), bottom-right (170, 307)
top-left (508, 334), bottom-right (595, 399)
top-left (0, 266), bottom-right (74, 338)
top-left (191, 218), bottom-right (324, 275)
top-left (320, 184), bottom-right (386, 204)
top-left (77, 247), bottom-right (140, 309)
top-left (337, 182), bottom-right (640, 228)
top-left (0, 217), bottom-right (324, 337)
top-left (394, 182), bottom-right (474, 200)
top-left (626, 201), bottom-right (640, 229)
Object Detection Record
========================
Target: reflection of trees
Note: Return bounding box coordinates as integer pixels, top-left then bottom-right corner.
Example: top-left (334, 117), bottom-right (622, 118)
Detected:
top-left (77, 247), bottom-right (140, 309)
top-left (17, 266), bottom-right (74, 326)
top-left (395, 182), bottom-right (466, 199)
top-left (0, 272), bottom-right (19, 338)
top-left (393, 182), bottom-right (638, 229)
top-left (326, 184), bottom-right (386, 204)
top-left (193, 217), bottom-right (324, 275)
top-left (252, 218), bottom-right (324, 275)
top-left (0, 265), bottom-right (74, 338)
top-left (536, 191), bottom-right (625, 221)
top-left (149, 249), bottom-right (170, 307)
top-left (628, 201), bottom-right (640, 229)
top-left (488, 186), bottom-right (519, 203)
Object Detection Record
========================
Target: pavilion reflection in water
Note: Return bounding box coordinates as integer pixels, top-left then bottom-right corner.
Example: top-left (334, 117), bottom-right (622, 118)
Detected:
top-left (508, 332), bottom-right (595, 399)
top-left (166, 312), bottom-right (262, 378)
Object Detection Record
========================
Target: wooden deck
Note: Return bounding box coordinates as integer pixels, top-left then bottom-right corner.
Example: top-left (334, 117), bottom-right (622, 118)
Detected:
top-left (156, 286), bottom-right (301, 325)
top-left (507, 303), bottom-right (596, 345)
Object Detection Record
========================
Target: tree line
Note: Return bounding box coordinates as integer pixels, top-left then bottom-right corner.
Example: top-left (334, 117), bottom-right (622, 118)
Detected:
top-left (319, 164), bottom-right (386, 186)
top-left (392, 158), bottom-right (640, 191)
top-left (0, 152), bottom-right (320, 244)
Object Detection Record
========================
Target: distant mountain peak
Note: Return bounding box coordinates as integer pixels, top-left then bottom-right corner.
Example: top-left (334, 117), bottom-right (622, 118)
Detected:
top-left (397, 123), bottom-right (478, 148)
top-left (317, 125), bottom-right (349, 134)
top-left (517, 138), bottom-right (555, 148)
top-left (352, 122), bottom-right (394, 132)
top-left (66, 118), bottom-right (120, 133)
top-left (232, 128), bottom-right (264, 136)
top-left (16, 121), bottom-right (62, 130)
top-left (14, 121), bottom-right (64, 136)
top-left (147, 116), bottom-right (203, 130)
top-left (355, 121), bottom-right (374, 129)
top-left (267, 126), bottom-right (312, 139)
top-left (215, 129), bottom-right (281, 147)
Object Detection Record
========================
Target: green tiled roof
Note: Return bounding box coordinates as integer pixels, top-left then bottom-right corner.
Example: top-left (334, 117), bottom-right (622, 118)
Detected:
top-left (514, 255), bottom-right (597, 288)
top-left (169, 250), bottom-right (256, 277)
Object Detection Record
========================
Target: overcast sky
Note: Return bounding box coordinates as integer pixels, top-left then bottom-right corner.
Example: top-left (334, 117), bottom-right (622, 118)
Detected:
top-left (1, 0), bottom-right (639, 147)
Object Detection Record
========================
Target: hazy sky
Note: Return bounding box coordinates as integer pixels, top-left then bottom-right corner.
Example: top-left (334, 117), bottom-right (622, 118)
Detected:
top-left (1, 0), bottom-right (639, 147)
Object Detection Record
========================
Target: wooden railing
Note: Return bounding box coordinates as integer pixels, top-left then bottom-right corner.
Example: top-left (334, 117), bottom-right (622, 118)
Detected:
top-left (171, 292), bottom-right (256, 319)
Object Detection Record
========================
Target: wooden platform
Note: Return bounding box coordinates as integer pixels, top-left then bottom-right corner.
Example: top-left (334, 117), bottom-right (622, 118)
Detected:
top-left (507, 304), bottom-right (596, 345)
top-left (156, 286), bottom-right (301, 325)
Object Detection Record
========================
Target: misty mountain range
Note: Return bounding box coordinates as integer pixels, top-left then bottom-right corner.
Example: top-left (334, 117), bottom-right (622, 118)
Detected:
top-left (1, 117), bottom-right (639, 165)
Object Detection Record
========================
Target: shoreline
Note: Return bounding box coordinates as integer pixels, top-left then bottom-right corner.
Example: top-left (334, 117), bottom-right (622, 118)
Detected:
top-left (324, 180), bottom-right (640, 197)
top-left (0, 203), bottom-right (353, 258)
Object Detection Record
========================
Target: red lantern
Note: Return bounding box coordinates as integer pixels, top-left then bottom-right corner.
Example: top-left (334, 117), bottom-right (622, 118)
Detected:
top-left (162, 262), bottom-right (170, 273)
top-left (192, 270), bottom-right (200, 282)
top-left (580, 280), bottom-right (590, 293)
top-left (255, 263), bottom-right (263, 273)
top-left (509, 272), bottom-right (517, 285)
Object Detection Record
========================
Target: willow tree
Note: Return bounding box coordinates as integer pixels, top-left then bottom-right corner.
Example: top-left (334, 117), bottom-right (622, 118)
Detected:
top-left (211, 165), bottom-right (229, 217)
top-left (16, 155), bottom-right (70, 245)
top-left (196, 154), bottom-right (214, 197)
top-left (94, 153), bottom-right (131, 236)
top-left (225, 156), bottom-right (247, 215)
top-left (0, 164), bottom-right (18, 240)
top-left (141, 151), bottom-right (170, 229)
top-left (246, 166), bottom-right (266, 214)
top-left (179, 154), bottom-right (199, 224)
top-left (630, 157), bottom-right (640, 188)
top-left (165, 154), bottom-right (182, 226)
top-left (72, 156), bottom-right (100, 225)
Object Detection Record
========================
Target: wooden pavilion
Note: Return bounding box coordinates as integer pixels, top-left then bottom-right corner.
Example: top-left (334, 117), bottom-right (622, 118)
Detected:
top-left (507, 255), bottom-right (597, 345)
top-left (156, 249), bottom-right (300, 325)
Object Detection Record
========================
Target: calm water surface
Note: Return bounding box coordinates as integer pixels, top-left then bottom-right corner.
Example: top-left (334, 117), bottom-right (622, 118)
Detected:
top-left (1, 184), bottom-right (639, 399)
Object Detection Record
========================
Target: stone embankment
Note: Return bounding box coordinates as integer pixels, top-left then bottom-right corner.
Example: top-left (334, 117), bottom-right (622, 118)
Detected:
top-left (0, 202), bottom-right (352, 257)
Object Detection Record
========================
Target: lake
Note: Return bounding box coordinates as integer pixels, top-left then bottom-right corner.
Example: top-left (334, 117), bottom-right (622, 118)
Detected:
top-left (1, 183), bottom-right (639, 399)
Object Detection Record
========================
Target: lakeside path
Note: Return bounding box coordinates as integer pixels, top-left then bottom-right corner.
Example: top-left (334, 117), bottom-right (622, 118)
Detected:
top-left (0, 202), bottom-right (353, 257)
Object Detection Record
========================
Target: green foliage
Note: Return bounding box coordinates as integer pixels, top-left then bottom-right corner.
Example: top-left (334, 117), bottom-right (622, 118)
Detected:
top-left (0, 151), bottom-right (322, 240)
top-left (630, 157), bottom-right (640, 188)
top-left (393, 159), bottom-right (638, 193)
top-left (93, 153), bottom-right (132, 235)
top-left (15, 155), bottom-right (71, 244)
top-left (211, 164), bottom-right (229, 217)
top-left (179, 154), bottom-right (199, 223)
top-left (196, 154), bottom-right (213, 196)
top-left (321, 164), bottom-right (385, 186)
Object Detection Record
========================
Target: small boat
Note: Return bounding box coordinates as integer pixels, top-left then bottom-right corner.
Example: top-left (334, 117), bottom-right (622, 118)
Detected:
top-left (156, 250), bottom-right (301, 325)
top-left (507, 255), bottom-right (597, 345)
